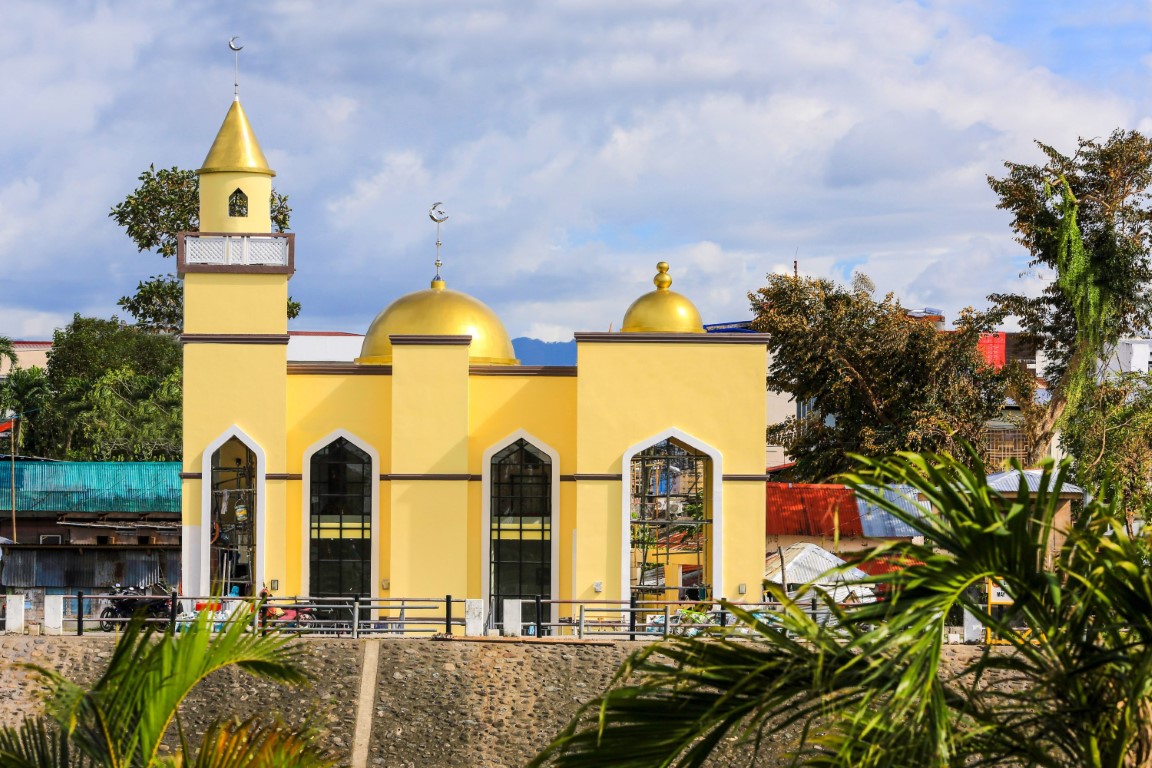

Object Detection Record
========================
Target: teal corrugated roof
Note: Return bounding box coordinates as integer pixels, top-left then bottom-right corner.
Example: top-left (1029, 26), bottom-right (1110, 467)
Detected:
top-left (0, 462), bottom-right (181, 513)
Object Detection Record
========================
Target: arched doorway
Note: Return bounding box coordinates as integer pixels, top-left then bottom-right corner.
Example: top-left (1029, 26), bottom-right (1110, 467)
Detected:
top-left (629, 438), bottom-right (712, 603)
top-left (308, 437), bottom-right (373, 599)
top-left (210, 437), bottom-right (257, 596)
top-left (489, 438), bottom-right (552, 626)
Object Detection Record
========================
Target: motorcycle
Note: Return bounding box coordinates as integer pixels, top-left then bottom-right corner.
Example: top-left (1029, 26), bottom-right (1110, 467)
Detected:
top-left (258, 588), bottom-right (316, 632)
top-left (99, 583), bottom-right (171, 631)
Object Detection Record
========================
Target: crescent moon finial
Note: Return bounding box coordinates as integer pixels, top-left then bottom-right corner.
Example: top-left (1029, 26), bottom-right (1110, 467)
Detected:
top-left (429, 203), bottom-right (449, 281)
top-left (229, 37), bottom-right (244, 99)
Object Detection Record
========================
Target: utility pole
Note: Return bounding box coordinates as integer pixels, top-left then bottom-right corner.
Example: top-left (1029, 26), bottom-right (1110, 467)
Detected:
top-left (8, 416), bottom-right (15, 543)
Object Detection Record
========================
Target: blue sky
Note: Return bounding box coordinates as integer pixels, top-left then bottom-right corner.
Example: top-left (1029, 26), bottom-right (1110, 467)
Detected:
top-left (2, 1), bottom-right (1151, 341)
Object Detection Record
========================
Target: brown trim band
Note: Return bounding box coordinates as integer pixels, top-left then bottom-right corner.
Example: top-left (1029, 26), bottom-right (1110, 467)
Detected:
top-left (724, 474), bottom-right (770, 482)
top-left (573, 331), bottom-right (770, 345)
top-left (382, 473), bottom-right (480, 481)
top-left (390, 335), bottom-right (471, 346)
top-left (266, 473), bottom-right (302, 481)
top-left (181, 333), bottom-right (291, 345)
top-left (288, 363), bottom-right (392, 375)
top-left (572, 473), bottom-right (621, 481)
top-left (470, 365), bottom-right (578, 377)
top-left (180, 472), bottom-right (203, 480)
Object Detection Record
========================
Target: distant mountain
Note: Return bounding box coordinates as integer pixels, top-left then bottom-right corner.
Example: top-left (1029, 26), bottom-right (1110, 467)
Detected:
top-left (512, 337), bottom-right (577, 366)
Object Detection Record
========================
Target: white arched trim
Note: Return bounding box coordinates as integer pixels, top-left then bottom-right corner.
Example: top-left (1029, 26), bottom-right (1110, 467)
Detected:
top-left (620, 428), bottom-right (724, 602)
top-left (198, 426), bottom-right (267, 597)
top-left (300, 429), bottom-right (381, 599)
top-left (481, 429), bottom-right (561, 624)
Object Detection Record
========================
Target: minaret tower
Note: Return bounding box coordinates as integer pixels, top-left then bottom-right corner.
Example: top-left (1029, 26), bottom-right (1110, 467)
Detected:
top-left (178, 47), bottom-right (295, 597)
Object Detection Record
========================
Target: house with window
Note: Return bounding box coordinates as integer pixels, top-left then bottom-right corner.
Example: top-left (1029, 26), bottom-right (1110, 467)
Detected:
top-left (178, 93), bottom-right (770, 625)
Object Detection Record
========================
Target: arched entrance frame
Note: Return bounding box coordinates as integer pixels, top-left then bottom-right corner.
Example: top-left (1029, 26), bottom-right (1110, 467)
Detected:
top-left (198, 426), bottom-right (267, 597)
top-left (300, 429), bottom-right (381, 599)
top-left (481, 429), bottom-right (561, 621)
top-left (621, 428), bottom-right (724, 601)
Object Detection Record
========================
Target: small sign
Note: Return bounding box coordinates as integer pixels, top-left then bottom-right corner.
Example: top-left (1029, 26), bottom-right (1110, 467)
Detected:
top-left (987, 579), bottom-right (1013, 605)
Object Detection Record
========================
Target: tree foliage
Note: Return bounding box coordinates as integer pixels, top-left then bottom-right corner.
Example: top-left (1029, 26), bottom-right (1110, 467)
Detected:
top-left (0, 365), bottom-right (50, 456)
top-left (534, 451), bottom-right (1152, 768)
top-left (108, 165), bottom-right (298, 331)
top-left (1061, 371), bottom-right (1152, 530)
top-left (749, 273), bottom-right (1005, 480)
top-left (31, 315), bottom-right (182, 460)
top-left (0, 608), bottom-right (334, 767)
top-left (987, 130), bottom-right (1152, 462)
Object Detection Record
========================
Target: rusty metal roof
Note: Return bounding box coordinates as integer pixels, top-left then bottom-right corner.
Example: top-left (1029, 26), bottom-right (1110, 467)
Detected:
top-left (765, 483), bottom-right (863, 537)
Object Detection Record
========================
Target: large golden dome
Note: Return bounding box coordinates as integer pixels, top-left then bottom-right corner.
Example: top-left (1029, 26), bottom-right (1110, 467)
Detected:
top-left (357, 278), bottom-right (519, 365)
top-left (621, 262), bottom-right (705, 333)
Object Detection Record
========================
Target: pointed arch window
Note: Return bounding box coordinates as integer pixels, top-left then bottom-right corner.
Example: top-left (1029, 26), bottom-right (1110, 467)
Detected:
top-left (210, 437), bottom-right (257, 596)
top-left (490, 439), bottom-right (551, 624)
top-left (629, 439), bottom-right (712, 602)
top-left (228, 188), bottom-right (249, 217)
top-left (309, 437), bottom-right (372, 598)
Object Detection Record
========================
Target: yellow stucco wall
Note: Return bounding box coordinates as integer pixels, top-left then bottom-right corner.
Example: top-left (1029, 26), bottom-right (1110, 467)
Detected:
top-left (199, 171), bottom-right (272, 233)
top-left (184, 274), bottom-right (288, 336)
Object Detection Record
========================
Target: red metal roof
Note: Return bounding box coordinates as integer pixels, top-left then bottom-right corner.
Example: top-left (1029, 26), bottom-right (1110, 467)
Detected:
top-left (765, 483), bottom-right (863, 536)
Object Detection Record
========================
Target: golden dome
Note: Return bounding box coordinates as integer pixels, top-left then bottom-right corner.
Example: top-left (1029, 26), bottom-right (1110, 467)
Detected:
top-left (357, 278), bottom-right (519, 365)
top-left (198, 99), bottom-right (275, 176)
top-left (621, 262), bottom-right (705, 333)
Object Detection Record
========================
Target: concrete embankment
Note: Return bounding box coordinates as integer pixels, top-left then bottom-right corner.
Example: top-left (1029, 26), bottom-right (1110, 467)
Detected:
top-left (0, 634), bottom-right (988, 767)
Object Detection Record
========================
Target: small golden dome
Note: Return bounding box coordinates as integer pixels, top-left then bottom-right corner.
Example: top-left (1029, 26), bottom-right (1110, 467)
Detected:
top-left (621, 262), bottom-right (705, 333)
top-left (198, 100), bottom-right (275, 176)
top-left (357, 278), bottom-right (519, 365)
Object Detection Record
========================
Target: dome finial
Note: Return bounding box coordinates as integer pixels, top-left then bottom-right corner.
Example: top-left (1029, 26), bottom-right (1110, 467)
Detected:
top-left (429, 202), bottom-right (449, 287)
top-left (654, 261), bottom-right (672, 291)
top-left (228, 37), bottom-right (244, 102)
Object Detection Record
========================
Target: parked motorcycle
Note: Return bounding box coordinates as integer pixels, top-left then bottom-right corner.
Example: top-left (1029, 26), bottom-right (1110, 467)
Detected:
top-left (99, 583), bottom-right (171, 631)
top-left (258, 589), bottom-right (316, 632)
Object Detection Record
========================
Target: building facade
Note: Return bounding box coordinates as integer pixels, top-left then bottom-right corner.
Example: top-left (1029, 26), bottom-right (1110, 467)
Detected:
top-left (179, 95), bottom-right (770, 622)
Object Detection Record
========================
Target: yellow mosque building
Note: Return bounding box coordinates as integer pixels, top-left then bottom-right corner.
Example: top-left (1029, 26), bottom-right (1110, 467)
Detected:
top-left (178, 93), bottom-right (770, 625)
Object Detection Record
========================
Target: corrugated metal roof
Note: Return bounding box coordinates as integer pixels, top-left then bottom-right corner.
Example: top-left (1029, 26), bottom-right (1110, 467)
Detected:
top-left (856, 484), bottom-right (927, 538)
top-left (765, 483), bottom-right (863, 537)
top-left (0, 462), bottom-right (180, 513)
top-left (0, 547), bottom-right (179, 588)
top-left (764, 543), bottom-right (872, 601)
top-left (985, 470), bottom-right (1083, 496)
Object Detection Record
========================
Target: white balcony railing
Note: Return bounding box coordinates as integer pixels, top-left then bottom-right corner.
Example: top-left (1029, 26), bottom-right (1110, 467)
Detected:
top-left (183, 234), bottom-right (290, 268)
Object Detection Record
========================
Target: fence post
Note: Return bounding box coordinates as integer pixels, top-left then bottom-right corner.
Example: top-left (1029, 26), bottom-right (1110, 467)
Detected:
top-left (352, 596), bottom-right (360, 639)
top-left (76, 591), bottom-right (84, 636)
top-left (43, 595), bottom-right (63, 635)
top-left (578, 605), bottom-right (585, 639)
top-left (445, 594), bottom-right (453, 635)
top-left (169, 590), bottom-right (178, 633)
top-left (629, 593), bottom-right (637, 640)
top-left (718, 606), bottom-right (728, 633)
top-left (534, 595), bottom-right (543, 638)
top-left (4, 594), bottom-right (25, 634)
top-left (663, 604), bottom-right (670, 638)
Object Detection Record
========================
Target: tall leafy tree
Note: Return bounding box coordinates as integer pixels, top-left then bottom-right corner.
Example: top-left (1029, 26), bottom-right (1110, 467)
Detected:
top-left (37, 315), bottom-right (181, 460)
top-left (749, 273), bottom-right (1005, 481)
top-left (0, 609), bottom-right (334, 767)
top-left (109, 165), bottom-right (298, 332)
top-left (0, 335), bottom-right (17, 372)
top-left (533, 451), bottom-right (1152, 768)
top-left (988, 130), bottom-right (1152, 463)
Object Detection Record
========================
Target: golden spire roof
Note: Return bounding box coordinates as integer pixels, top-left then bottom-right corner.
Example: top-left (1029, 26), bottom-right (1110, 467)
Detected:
top-left (357, 277), bottom-right (519, 365)
top-left (198, 99), bottom-right (275, 176)
top-left (621, 262), bottom-right (705, 333)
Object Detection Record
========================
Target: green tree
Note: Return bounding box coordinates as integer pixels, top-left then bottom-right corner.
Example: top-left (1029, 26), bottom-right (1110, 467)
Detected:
top-left (0, 609), bottom-right (334, 767)
top-left (1, 365), bottom-right (50, 457)
top-left (37, 315), bottom-right (181, 460)
top-left (533, 451), bottom-right (1152, 768)
top-left (1061, 370), bottom-right (1152, 532)
top-left (109, 165), bottom-right (298, 331)
top-left (0, 335), bottom-right (17, 372)
top-left (749, 273), bottom-right (1005, 481)
top-left (987, 130), bottom-right (1152, 463)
